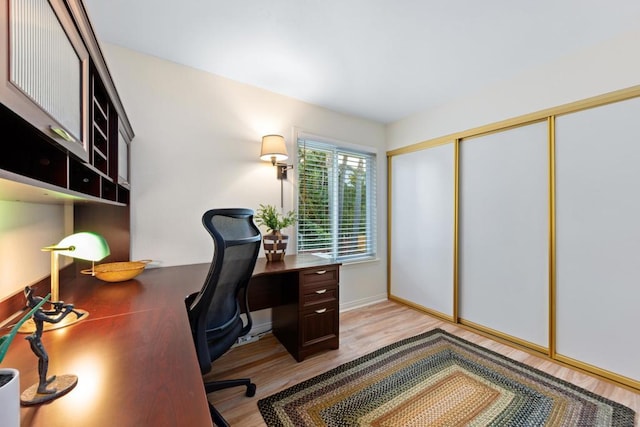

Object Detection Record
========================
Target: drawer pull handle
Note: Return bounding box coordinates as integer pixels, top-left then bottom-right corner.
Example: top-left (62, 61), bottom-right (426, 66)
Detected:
top-left (315, 289), bottom-right (327, 294)
top-left (315, 270), bottom-right (327, 275)
top-left (315, 308), bottom-right (327, 314)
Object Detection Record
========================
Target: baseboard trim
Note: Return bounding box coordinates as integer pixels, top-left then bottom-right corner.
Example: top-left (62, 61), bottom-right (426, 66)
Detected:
top-left (340, 294), bottom-right (387, 312)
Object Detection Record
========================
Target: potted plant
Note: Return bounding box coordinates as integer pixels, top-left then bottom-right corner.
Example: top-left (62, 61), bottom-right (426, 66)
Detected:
top-left (255, 204), bottom-right (297, 262)
top-left (0, 293), bottom-right (49, 427)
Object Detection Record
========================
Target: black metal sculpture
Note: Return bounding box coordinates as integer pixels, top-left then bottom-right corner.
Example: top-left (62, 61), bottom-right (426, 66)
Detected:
top-left (20, 286), bottom-right (79, 405)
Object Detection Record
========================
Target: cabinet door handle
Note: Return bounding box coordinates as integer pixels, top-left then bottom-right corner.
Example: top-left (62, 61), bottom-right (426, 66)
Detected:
top-left (315, 270), bottom-right (327, 275)
top-left (315, 308), bottom-right (327, 314)
top-left (49, 126), bottom-right (75, 142)
top-left (315, 289), bottom-right (327, 294)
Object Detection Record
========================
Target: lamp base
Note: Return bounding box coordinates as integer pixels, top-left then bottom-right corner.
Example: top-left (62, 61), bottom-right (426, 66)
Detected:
top-left (20, 374), bottom-right (78, 405)
top-left (17, 309), bottom-right (89, 334)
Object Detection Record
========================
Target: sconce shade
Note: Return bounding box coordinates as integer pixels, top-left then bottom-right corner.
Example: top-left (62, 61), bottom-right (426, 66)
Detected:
top-left (260, 134), bottom-right (288, 165)
top-left (44, 232), bottom-right (111, 261)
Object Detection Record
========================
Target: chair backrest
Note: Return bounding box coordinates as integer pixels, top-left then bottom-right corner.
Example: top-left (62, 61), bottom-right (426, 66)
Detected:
top-left (186, 208), bottom-right (261, 374)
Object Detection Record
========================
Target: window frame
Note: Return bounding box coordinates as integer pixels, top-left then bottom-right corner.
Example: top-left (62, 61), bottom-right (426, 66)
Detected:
top-left (295, 133), bottom-right (377, 263)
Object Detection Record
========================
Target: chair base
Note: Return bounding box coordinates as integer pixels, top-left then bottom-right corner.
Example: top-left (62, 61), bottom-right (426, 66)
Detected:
top-left (209, 402), bottom-right (229, 427)
top-left (205, 378), bottom-right (256, 426)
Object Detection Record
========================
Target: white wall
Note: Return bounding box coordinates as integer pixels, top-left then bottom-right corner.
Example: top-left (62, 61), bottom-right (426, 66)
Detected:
top-left (0, 201), bottom-right (72, 301)
top-left (101, 44), bottom-right (388, 309)
top-left (387, 29), bottom-right (640, 150)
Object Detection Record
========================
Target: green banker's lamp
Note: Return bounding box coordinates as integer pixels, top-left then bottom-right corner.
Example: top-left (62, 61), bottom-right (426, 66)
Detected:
top-left (19, 232), bottom-right (110, 333)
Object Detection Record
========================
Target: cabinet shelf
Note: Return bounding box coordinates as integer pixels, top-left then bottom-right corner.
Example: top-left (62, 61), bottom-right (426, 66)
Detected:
top-left (93, 147), bottom-right (107, 160)
top-left (81, 160), bottom-right (112, 182)
top-left (90, 65), bottom-right (118, 181)
top-left (93, 110), bottom-right (108, 136)
top-left (93, 123), bottom-right (107, 142)
top-left (0, 100), bottom-right (127, 206)
top-left (93, 97), bottom-right (107, 119)
top-left (93, 156), bottom-right (108, 176)
top-left (0, 104), bottom-right (68, 188)
top-left (101, 177), bottom-right (117, 201)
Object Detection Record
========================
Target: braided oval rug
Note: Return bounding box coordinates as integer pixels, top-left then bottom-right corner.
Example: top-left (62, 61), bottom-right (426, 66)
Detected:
top-left (258, 329), bottom-right (635, 426)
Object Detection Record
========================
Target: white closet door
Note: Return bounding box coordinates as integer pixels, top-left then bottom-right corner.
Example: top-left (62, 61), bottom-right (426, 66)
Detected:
top-left (390, 143), bottom-right (455, 318)
top-left (459, 122), bottom-right (548, 347)
top-left (555, 97), bottom-right (640, 381)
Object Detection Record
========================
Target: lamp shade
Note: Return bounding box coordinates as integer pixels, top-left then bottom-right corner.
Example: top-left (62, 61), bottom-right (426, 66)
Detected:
top-left (46, 232), bottom-right (111, 261)
top-left (21, 232), bottom-right (111, 332)
top-left (260, 135), bottom-right (288, 164)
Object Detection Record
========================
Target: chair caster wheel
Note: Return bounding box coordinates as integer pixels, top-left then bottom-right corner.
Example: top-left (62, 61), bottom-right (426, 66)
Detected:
top-left (246, 383), bottom-right (256, 397)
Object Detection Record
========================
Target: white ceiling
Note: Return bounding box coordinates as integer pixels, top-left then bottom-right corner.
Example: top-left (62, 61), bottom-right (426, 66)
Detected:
top-left (83, 0), bottom-right (640, 124)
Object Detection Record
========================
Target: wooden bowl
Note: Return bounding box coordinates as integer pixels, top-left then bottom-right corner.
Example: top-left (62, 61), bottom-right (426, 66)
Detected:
top-left (81, 260), bottom-right (151, 282)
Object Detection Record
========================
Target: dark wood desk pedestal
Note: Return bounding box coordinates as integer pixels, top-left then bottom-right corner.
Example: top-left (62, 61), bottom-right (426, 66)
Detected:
top-left (251, 256), bottom-right (340, 362)
top-left (0, 255), bottom-right (339, 426)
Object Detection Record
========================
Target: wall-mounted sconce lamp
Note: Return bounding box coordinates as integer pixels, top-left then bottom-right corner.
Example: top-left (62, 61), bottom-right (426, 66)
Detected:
top-left (19, 232), bottom-right (110, 333)
top-left (260, 135), bottom-right (294, 208)
top-left (260, 134), bottom-right (293, 180)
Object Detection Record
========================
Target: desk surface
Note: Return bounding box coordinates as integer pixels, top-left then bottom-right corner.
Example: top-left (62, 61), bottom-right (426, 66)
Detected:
top-left (1, 254), bottom-right (338, 427)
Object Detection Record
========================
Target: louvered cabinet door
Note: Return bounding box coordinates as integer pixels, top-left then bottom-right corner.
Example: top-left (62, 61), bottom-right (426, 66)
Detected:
top-left (0, 0), bottom-right (89, 161)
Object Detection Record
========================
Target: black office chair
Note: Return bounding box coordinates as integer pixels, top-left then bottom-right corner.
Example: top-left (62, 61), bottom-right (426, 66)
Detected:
top-left (185, 208), bottom-right (262, 427)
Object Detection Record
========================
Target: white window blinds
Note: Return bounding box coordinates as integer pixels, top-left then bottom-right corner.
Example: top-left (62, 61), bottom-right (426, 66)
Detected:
top-left (297, 137), bottom-right (377, 262)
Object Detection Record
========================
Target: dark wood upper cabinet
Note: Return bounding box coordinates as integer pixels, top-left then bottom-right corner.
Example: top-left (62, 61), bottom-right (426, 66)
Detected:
top-left (0, 0), bottom-right (134, 205)
top-left (0, 0), bottom-right (90, 161)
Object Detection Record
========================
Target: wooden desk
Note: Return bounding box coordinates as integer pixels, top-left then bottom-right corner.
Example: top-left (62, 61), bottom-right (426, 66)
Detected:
top-left (0, 255), bottom-right (339, 426)
top-left (251, 256), bottom-right (340, 362)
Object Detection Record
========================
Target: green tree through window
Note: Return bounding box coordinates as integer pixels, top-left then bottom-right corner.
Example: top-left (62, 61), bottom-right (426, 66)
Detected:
top-left (297, 137), bottom-right (377, 261)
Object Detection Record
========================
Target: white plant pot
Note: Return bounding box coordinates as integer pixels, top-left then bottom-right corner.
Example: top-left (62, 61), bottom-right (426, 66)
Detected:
top-left (0, 368), bottom-right (20, 427)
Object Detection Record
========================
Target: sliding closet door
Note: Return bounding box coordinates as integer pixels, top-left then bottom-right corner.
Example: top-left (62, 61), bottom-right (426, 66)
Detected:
top-left (459, 122), bottom-right (548, 347)
top-left (390, 143), bottom-right (455, 319)
top-left (555, 97), bottom-right (640, 382)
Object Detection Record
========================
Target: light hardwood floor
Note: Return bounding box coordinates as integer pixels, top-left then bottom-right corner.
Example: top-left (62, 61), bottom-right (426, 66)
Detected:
top-left (206, 300), bottom-right (640, 426)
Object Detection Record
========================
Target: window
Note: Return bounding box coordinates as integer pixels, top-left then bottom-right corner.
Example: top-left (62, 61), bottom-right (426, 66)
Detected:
top-left (297, 136), bottom-right (377, 262)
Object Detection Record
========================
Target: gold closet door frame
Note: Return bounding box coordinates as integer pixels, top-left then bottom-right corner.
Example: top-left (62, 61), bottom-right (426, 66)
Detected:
top-left (458, 119), bottom-right (549, 353)
top-left (387, 141), bottom-right (456, 322)
top-left (386, 84), bottom-right (640, 391)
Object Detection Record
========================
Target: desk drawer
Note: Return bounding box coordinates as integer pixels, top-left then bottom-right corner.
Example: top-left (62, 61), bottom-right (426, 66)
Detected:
top-left (300, 265), bottom-right (339, 287)
top-left (302, 284), bottom-right (338, 308)
top-left (301, 304), bottom-right (339, 348)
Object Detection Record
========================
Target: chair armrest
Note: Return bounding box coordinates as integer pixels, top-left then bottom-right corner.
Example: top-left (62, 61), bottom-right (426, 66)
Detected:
top-left (184, 292), bottom-right (199, 309)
